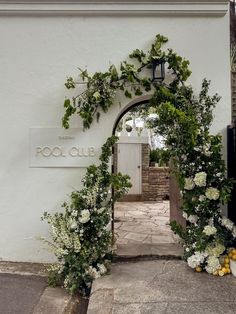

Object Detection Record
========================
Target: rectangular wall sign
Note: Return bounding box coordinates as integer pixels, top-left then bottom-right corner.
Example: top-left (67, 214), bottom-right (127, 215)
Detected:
top-left (30, 128), bottom-right (101, 168)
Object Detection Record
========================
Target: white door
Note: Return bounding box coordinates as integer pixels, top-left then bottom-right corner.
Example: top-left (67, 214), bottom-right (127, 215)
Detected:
top-left (117, 143), bottom-right (142, 194)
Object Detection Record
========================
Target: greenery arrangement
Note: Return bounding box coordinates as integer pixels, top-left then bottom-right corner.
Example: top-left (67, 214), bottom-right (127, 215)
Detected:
top-left (43, 34), bottom-right (236, 296)
top-left (62, 34), bottom-right (190, 130)
top-left (42, 136), bottom-right (131, 295)
top-left (149, 148), bottom-right (170, 166)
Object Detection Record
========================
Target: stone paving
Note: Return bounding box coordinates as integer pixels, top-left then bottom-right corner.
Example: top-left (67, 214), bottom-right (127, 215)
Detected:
top-left (114, 201), bottom-right (183, 257)
top-left (87, 260), bottom-right (236, 314)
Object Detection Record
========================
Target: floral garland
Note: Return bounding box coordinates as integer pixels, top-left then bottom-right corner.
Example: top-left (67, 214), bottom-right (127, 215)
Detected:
top-left (149, 80), bottom-right (236, 275)
top-left (42, 136), bottom-right (131, 295)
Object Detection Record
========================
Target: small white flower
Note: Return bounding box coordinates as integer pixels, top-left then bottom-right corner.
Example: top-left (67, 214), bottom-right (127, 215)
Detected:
top-left (205, 187), bottom-right (220, 200)
top-left (193, 172), bottom-right (207, 187)
top-left (184, 178), bottom-right (195, 190)
top-left (79, 209), bottom-right (90, 224)
top-left (203, 225), bottom-right (217, 236)
top-left (199, 195), bottom-right (206, 202)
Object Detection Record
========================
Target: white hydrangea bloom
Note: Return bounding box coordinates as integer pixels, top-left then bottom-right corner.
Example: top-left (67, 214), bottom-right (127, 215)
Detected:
top-left (193, 172), bottom-right (207, 187)
top-left (79, 209), bottom-right (90, 224)
top-left (205, 187), bottom-right (220, 200)
top-left (205, 256), bottom-right (221, 274)
top-left (203, 225), bottom-right (217, 236)
top-left (220, 217), bottom-right (234, 231)
top-left (184, 178), bottom-right (195, 190)
top-left (187, 251), bottom-right (207, 268)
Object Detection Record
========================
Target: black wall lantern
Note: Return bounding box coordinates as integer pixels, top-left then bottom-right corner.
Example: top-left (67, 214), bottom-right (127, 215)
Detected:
top-left (152, 59), bottom-right (165, 82)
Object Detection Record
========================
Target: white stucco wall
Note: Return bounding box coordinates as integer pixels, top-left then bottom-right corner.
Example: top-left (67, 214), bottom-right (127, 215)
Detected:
top-left (0, 1), bottom-right (231, 262)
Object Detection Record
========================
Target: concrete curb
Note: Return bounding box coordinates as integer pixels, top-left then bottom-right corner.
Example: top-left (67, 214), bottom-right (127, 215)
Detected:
top-left (0, 261), bottom-right (80, 314)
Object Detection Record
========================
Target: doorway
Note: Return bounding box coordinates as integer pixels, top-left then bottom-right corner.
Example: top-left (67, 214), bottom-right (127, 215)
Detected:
top-left (112, 99), bottom-right (184, 257)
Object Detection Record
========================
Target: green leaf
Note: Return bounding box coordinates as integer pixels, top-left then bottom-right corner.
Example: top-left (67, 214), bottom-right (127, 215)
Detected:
top-left (124, 90), bottom-right (132, 98)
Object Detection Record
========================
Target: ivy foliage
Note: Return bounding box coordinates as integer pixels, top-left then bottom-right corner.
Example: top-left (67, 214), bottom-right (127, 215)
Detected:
top-left (62, 34), bottom-right (191, 129)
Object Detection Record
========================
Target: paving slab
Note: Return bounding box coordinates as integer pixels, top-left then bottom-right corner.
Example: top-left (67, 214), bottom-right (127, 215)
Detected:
top-left (87, 260), bottom-right (236, 314)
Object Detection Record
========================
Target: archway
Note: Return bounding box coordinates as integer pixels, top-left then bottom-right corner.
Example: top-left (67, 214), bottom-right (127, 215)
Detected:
top-left (43, 35), bottom-right (236, 295)
top-left (111, 97), bottom-right (184, 257)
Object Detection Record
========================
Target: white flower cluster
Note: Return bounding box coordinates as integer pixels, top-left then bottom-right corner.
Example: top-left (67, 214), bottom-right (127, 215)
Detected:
top-left (86, 266), bottom-right (101, 279)
top-left (182, 212), bottom-right (198, 224)
top-left (205, 256), bottom-right (221, 274)
top-left (203, 225), bottom-right (217, 236)
top-left (79, 209), bottom-right (90, 224)
top-left (193, 172), bottom-right (207, 187)
top-left (205, 187), bottom-right (220, 200)
top-left (187, 251), bottom-right (208, 268)
top-left (86, 263), bottom-right (107, 280)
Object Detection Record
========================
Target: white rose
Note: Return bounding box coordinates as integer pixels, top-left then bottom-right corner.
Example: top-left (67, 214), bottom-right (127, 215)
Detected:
top-left (184, 178), bottom-right (195, 190)
top-left (203, 225), bottom-right (217, 236)
top-left (79, 209), bottom-right (90, 224)
top-left (193, 172), bottom-right (207, 187)
top-left (205, 187), bottom-right (220, 200)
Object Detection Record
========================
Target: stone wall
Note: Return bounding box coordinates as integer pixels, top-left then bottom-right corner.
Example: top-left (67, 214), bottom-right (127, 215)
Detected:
top-left (142, 166), bottom-right (170, 201)
top-left (232, 71), bottom-right (236, 121)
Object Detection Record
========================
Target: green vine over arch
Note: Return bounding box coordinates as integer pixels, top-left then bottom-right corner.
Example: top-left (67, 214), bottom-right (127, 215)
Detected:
top-left (43, 35), bottom-right (236, 295)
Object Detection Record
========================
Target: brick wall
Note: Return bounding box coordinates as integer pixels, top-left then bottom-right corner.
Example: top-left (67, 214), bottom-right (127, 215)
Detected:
top-left (232, 71), bottom-right (236, 121)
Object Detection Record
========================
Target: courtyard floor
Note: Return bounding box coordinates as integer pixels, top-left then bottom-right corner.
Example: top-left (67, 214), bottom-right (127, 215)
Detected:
top-left (114, 201), bottom-right (183, 257)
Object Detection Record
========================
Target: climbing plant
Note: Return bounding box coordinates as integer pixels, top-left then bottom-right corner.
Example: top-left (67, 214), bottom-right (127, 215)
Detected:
top-left (43, 34), bottom-right (236, 296)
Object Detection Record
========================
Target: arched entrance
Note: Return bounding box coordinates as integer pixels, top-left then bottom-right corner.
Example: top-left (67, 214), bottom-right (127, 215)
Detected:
top-left (111, 97), bottom-right (184, 257)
